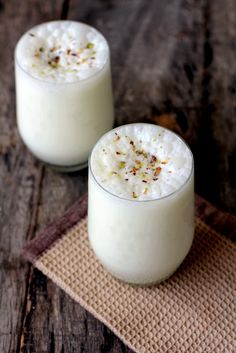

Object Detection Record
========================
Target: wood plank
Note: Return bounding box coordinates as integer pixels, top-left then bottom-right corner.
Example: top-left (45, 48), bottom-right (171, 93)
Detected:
top-left (68, 0), bottom-right (236, 213)
top-left (206, 0), bottom-right (236, 212)
top-left (0, 1), bottom-right (63, 353)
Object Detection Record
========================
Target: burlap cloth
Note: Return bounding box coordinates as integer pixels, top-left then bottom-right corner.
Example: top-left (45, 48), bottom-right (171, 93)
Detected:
top-left (23, 194), bottom-right (236, 353)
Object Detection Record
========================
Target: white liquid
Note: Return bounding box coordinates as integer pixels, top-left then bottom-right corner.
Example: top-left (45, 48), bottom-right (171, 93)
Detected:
top-left (88, 124), bottom-right (194, 284)
top-left (15, 21), bottom-right (114, 169)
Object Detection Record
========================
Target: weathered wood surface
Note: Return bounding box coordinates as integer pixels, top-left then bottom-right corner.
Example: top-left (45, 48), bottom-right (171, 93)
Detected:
top-left (0, 0), bottom-right (235, 352)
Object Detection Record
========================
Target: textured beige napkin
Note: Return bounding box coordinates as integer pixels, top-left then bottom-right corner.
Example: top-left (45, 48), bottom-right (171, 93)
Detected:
top-left (23, 194), bottom-right (236, 353)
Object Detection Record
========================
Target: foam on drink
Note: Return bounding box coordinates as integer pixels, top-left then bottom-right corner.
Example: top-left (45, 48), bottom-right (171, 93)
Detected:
top-left (91, 124), bottom-right (192, 200)
top-left (16, 21), bottom-right (109, 82)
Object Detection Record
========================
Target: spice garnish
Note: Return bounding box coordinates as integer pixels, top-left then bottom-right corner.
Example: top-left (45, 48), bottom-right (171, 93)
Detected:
top-left (48, 60), bottom-right (58, 68)
top-left (136, 150), bottom-right (148, 158)
top-left (131, 166), bottom-right (138, 175)
top-left (30, 34), bottom-right (97, 78)
top-left (154, 167), bottom-right (162, 176)
top-left (150, 155), bottom-right (157, 163)
top-left (54, 56), bottom-right (60, 63)
top-left (106, 131), bottom-right (174, 200)
top-left (86, 42), bottom-right (94, 49)
top-left (130, 140), bottom-right (135, 150)
top-left (118, 161), bottom-right (126, 169)
top-left (114, 133), bottom-right (120, 141)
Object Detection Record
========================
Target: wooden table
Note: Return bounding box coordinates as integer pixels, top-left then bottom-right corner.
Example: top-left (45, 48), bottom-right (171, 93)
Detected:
top-left (0, 1), bottom-right (235, 352)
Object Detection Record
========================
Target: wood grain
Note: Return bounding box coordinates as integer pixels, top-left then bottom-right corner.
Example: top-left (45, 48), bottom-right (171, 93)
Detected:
top-left (68, 0), bottom-right (236, 211)
top-left (0, 0), bottom-right (235, 352)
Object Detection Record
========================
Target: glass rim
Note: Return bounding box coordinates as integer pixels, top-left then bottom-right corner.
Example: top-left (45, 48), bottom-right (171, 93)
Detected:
top-left (89, 123), bottom-right (194, 203)
top-left (14, 20), bottom-right (110, 85)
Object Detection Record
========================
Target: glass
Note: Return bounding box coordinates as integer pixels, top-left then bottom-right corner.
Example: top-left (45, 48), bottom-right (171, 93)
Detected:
top-left (88, 124), bottom-right (194, 285)
top-left (14, 21), bottom-right (114, 171)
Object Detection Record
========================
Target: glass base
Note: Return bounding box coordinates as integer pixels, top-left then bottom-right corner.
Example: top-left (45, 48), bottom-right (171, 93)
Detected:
top-left (98, 260), bottom-right (179, 287)
top-left (44, 160), bottom-right (88, 172)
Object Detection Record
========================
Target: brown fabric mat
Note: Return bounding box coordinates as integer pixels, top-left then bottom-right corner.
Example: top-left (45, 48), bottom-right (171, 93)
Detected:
top-left (22, 195), bottom-right (236, 353)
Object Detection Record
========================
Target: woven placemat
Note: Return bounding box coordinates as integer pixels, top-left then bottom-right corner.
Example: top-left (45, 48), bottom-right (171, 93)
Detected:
top-left (23, 194), bottom-right (236, 353)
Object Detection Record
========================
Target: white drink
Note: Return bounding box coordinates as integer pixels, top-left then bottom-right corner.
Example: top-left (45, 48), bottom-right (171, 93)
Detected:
top-left (15, 21), bottom-right (114, 171)
top-left (88, 123), bottom-right (194, 284)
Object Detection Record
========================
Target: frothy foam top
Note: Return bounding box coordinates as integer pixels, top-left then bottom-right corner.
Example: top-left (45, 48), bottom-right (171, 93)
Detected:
top-left (91, 124), bottom-right (193, 201)
top-left (15, 21), bottom-right (109, 83)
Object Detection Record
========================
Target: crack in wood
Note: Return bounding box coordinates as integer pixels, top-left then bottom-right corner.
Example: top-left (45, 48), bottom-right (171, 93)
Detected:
top-left (60, 0), bottom-right (70, 20)
top-left (16, 166), bottom-right (45, 353)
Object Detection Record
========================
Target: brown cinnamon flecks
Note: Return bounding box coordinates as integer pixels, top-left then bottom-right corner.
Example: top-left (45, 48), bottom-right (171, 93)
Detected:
top-left (154, 167), bottom-right (162, 176)
top-left (54, 56), bottom-right (60, 64)
top-left (131, 166), bottom-right (138, 175)
top-left (151, 155), bottom-right (157, 163)
top-left (130, 140), bottom-right (135, 150)
top-left (114, 132), bottom-right (120, 141)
